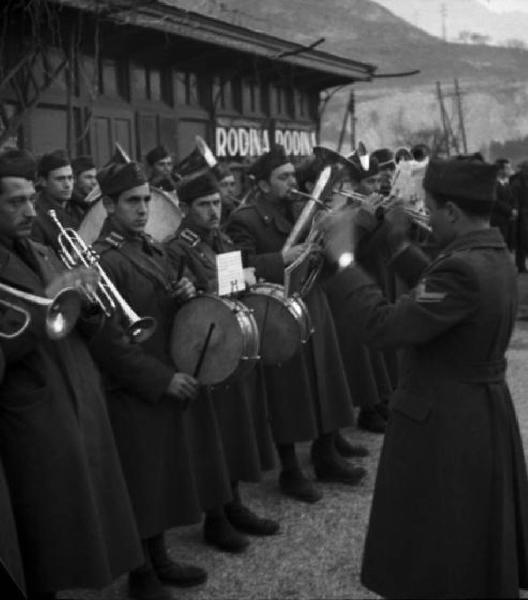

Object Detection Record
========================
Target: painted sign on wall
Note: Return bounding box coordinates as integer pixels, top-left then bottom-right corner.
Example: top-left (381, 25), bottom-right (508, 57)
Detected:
top-left (216, 126), bottom-right (317, 157)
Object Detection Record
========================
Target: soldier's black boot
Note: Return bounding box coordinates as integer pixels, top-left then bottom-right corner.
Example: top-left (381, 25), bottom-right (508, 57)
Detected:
top-left (148, 533), bottom-right (207, 587)
top-left (357, 407), bottom-right (387, 434)
top-left (335, 430), bottom-right (369, 458)
top-left (203, 507), bottom-right (250, 553)
top-left (312, 432), bottom-right (366, 486)
top-left (277, 443), bottom-right (323, 503)
top-left (225, 482), bottom-right (280, 536)
top-left (128, 544), bottom-right (172, 600)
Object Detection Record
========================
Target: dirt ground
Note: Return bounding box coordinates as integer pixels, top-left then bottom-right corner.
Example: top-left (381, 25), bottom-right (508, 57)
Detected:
top-left (59, 275), bottom-right (528, 600)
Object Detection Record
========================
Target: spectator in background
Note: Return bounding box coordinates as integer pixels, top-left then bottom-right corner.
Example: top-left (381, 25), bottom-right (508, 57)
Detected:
top-left (511, 161), bottom-right (528, 273)
top-left (491, 158), bottom-right (516, 251)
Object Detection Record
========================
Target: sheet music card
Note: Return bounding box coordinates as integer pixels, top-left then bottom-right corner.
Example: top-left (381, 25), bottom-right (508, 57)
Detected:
top-left (216, 251), bottom-right (245, 296)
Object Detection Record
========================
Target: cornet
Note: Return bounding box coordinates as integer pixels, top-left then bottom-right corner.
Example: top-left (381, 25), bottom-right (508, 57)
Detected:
top-left (47, 210), bottom-right (157, 343)
top-left (0, 282), bottom-right (81, 340)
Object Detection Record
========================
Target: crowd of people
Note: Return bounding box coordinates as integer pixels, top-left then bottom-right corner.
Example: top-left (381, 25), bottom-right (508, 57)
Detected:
top-left (0, 135), bottom-right (528, 600)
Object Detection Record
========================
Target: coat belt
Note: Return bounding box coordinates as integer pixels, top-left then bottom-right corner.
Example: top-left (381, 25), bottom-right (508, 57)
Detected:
top-left (441, 358), bottom-right (507, 384)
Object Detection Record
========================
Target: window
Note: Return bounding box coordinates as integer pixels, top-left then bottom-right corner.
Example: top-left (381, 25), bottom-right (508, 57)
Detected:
top-left (131, 64), bottom-right (148, 101)
top-left (175, 71), bottom-right (201, 106)
top-left (101, 59), bottom-right (119, 96)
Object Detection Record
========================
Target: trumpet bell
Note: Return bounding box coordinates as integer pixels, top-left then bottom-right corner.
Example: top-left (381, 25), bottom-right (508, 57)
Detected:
top-left (45, 287), bottom-right (82, 340)
top-left (126, 316), bottom-right (157, 344)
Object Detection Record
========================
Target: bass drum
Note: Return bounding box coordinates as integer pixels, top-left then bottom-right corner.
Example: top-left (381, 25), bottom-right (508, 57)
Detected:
top-left (79, 185), bottom-right (183, 244)
top-left (241, 283), bottom-right (313, 366)
top-left (171, 294), bottom-right (260, 386)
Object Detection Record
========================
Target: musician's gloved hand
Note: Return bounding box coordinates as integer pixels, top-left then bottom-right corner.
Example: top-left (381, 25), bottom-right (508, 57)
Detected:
top-left (281, 243), bottom-right (307, 266)
top-left (166, 372), bottom-right (199, 408)
top-left (172, 276), bottom-right (196, 302)
top-left (243, 267), bottom-right (257, 287)
top-left (319, 206), bottom-right (357, 269)
top-left (45, 266), bottom-right (100, 300)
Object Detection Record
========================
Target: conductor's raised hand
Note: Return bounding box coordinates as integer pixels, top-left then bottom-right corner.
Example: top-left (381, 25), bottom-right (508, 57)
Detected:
top-left (319, 206), bottom-right (357, 267)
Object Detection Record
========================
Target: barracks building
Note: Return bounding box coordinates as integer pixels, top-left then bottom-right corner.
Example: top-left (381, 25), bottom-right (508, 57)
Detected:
top-left (0, 0), bottom-right (376, 165)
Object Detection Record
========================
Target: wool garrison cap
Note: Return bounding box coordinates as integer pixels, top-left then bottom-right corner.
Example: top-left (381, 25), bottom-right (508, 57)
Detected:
top-left (248, 145), bottom-right (290, 181)
top-left (423, 158), bottom-right (499, 207)
top-left (71, 155), bottom-right (96, 175)
top-left (97, 162), bottom-right (147, 197)
top-left (0, 149), bottom-right (37, 180)
top-left (145, 145), bottom-right (170, 166)
top-left (177, 169), bottom-right (219, 205)
top-left (37, 149), bottom-right (70, 177)
top-left (371, 148), bottom-right (395, 170)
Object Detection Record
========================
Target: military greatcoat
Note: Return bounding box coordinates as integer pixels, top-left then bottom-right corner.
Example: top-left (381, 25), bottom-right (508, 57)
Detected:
top-left (31, 191), bottom-right (83, 253)
top-left (0, 238), bottom-right (142, 594)
top-left (325, 228), bottom-right (528, 599)
top-left (227, 194), bottom-right (354, 444)
top-left (89, 219), bottom-right (232, 538)
top-left (165, 219), bottom-right (276, 482)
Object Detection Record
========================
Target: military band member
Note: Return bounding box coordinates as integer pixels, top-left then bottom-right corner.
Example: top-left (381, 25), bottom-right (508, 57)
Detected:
top-left (31, 150), bottom-right (81, 252)
top-left (89, 161), bottom-right (233, 600)
top-left (323, 157), bottom-right (528, 599)
top-left (70, 155), bottom-right (97, 221)
top-left (145, 145), bottom-right (178, 193)
top-left (165, 170), bottom-right (279, 552)
top-left (227, 145), bottom-right (365, 504)
top-left (0, 149), bottom-right (142, 600)
top-left (215, 163), bottom-right (240, 223)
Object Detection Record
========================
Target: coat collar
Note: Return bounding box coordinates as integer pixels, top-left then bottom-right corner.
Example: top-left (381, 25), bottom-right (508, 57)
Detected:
top-left (0, 239), bottom-right (50, 293)
top-left (442, 227), bottom-right (506, 255)
top-left (253, 194), bottom-right (292, 235)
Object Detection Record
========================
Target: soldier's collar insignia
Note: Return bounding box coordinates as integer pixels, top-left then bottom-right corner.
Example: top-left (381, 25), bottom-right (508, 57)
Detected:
top-left (179, 228), bottom-right (201, 247)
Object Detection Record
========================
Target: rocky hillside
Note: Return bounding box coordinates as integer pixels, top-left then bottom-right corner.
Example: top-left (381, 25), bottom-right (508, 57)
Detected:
top-left (166, 0), bottom-right (528, 158)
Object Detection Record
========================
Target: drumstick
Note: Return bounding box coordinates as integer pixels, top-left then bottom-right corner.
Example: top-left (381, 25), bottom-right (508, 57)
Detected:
top-left (193, 322), bottom-right (216, 379)
top-left (259, 297), bottom-right (271, 359)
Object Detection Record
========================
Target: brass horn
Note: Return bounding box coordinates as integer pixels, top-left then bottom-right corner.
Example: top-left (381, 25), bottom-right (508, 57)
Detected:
top-left (48, 210), bottom-right (157, 343)
top-left (0, 282), bottom-right (82, 340)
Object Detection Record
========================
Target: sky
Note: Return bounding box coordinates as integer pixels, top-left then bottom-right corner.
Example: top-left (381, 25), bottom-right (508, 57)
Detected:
top-left (476, 0), bottom-right (528, 12)
top-left (375, 0), bottom-right (528, 45)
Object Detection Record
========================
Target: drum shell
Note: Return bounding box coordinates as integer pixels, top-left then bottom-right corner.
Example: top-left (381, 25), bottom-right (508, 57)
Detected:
top-left (170, 294), bottom-right (259, 386)
top-left (241, 283), bottom-right (312, 366)
top-left (79, 186), bottom-right (182, 244)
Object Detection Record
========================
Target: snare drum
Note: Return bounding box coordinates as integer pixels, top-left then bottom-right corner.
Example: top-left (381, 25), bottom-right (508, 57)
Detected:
top-left (170, 294), bottom-right (259, 386)
top-left (241, 283), bottom-right (313, 366)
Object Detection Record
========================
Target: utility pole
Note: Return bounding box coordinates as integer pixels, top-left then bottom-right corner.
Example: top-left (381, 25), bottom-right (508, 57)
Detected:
top-left (454, 78), bottom-right (468, 153)
top-left (337, 90), bottom-right (356, 153)
top-left (441, 3), bottom-right (447, 42)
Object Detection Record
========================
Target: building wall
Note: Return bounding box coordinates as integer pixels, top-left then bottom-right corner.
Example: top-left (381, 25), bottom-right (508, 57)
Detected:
top-left (1, 34), bottom-right (321, 165)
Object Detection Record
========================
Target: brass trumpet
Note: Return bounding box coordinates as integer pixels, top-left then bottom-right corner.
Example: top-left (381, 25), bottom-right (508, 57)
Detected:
top-left (332, 189), bottom-right (432, 233)
top-left (0, 282), bottom-right (81, 340)
top-left (47, 210), bottom-right (157, 343)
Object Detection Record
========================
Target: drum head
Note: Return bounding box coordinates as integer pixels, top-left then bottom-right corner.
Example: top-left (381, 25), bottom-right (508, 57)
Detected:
top-left (243, 290), bottom-right (300, 365)
top-left (171, 296), bottom-right (245, 385)
top-left (79, 186), bottom-right (182, 244)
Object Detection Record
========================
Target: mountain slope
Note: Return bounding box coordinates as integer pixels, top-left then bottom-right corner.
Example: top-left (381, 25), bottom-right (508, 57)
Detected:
top-left (164, 0), bottom-right (528, 86)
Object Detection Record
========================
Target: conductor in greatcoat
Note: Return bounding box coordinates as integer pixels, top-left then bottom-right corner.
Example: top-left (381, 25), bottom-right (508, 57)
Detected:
top-left (322, 157), bottom-right (528, 599)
